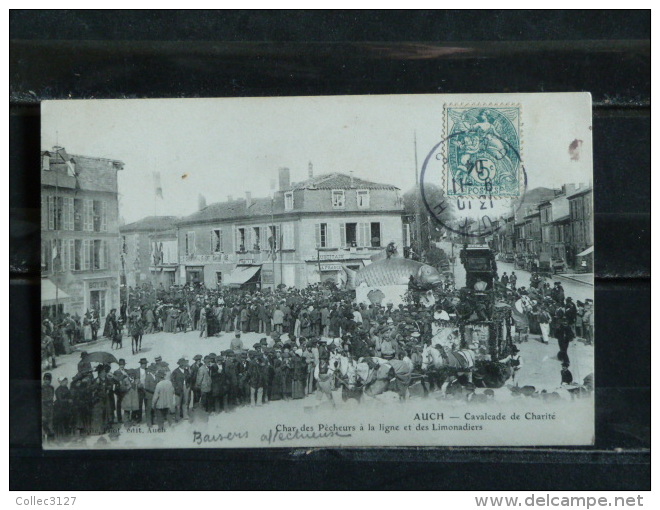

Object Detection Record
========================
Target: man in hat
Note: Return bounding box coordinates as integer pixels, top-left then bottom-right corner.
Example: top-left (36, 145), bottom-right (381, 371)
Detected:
top-left (152, 369), bottom-right (175, 429)
top-left (137, 358), bottom-right (156, 426)
top-left (77, 351), bottom-right (91, 374)
top-left (171, 358), bottom-right (190, 420)
top-left (272, 306), bottom-right (284, 334)
top-left (42, 372), bottom-right (55, 441)
top-left (209, 353), bottom-right (227, 413)
top-left (551, 281), bottom-right (565, 305)
top-left (113, 359), bottom-right (132, 423)
top-left (195, 356), bottom-right (213, 413)
top-left (536, 305), bottom-right (552, 344)
top-left (247, 350), bottom-right (265, 406)
top-left (189, 354), bottom-right (203, 407)
top-left (498, 345), bottom-right (523, 382)
top-left (583, 299), bottom-right (594, 345)
top-left (303, 341), bottom-right (316, 395)
top-left (564, 297), bottom-right (578, 337)
top-left (230, 331), bottom-right (244, 351)
top-left (223, 350), bottom-right (239, 409)
top-left (554, 306), bottom-right (575, 365)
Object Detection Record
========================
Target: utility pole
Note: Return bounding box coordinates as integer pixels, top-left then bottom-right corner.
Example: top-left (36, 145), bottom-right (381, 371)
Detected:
top-left (414, 131), bottom-right (423, 258)
top-left (271, 197), bottom-right (275, 290)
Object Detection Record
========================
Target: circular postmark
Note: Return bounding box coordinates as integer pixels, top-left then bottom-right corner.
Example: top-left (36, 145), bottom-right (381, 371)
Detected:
top-left (420, 131), bottom-right (528, 238)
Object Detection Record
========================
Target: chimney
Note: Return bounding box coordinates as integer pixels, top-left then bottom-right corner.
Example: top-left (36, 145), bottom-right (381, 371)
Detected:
top-left (198, 193), bottom-right (207, 211)
top-left (245, 191), bottom-right (252, 208)
top-left (227, 195), bottom-right (233, 202)
top-left (278, 167), bottom-right (290, 191)
top-left (308, 161), bottom-right (314, 179)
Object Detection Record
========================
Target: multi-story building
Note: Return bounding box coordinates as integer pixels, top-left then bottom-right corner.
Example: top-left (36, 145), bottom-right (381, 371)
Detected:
top-left (568, 186), bottom-right (593, 271)
top-left (523, 211), bottom-right (542, 254)
top-left (539, 184), bottom-right (578, 262)
top-left (148, 228), bottom-right (180, 289)
top-left (550, 215), bottom-right (571, 263)
top-left (119, 216), bottom-right (178, 289)
top-left (175, 168), bottom-right (405, 289)
top-left (41, 146), bottom-right (124, 321)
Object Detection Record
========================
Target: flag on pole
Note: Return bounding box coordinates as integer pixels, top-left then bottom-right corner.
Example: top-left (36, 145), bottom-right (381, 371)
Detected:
top-left (268, 235), bottom-right (277, 261)
top-left (153, 172), bottom-right (163, 199)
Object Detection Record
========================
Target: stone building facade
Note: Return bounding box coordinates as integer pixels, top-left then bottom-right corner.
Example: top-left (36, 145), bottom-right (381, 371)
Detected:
top-left (41, 146), bottom-right (124, 321)
top-left (175, 168), bottom-right (405, 289)
top-left (119, 216), bottom-right (178, 289)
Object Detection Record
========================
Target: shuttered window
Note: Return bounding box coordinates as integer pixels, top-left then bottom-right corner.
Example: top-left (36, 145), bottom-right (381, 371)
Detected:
top-left (41, 196), bottom-right (47, 230)
top-left (69, 240), bottom-right (76, 271)
top-left (83, 200), bottom-right (93, 231)
top-left (186, 232), bottom-right (196, 255)
top-left (64, 198), bottom-right (74, 230)
top-left (281, 223), bottom-right (294, 250)
top-left (212, 229), bottom-right (223, 253)
top-left (48, 196), bottom-right (55, 230)
top-left (82, 239), bottom-right (91, 270)
top-left (100, 201), bottom-right (108, 232)
top-left (357, 223), bottom-right (370, 248)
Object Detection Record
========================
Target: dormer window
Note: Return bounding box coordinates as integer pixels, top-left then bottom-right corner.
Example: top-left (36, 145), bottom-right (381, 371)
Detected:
top-left (284, 191), bottom-right (294, 211)
top-left (331, 190), bottom-right (345, 209)
top-left (357, 189), bottom-right (370, 208)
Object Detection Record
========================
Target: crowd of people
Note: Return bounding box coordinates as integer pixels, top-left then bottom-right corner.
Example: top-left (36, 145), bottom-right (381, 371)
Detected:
top-left (41, 268), bottom-right (593, 443)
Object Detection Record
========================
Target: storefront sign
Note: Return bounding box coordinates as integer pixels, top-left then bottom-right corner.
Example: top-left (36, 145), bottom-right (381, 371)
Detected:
top-left (318, 253), bottom-right (346, 261)
top-left (319, 264), bottom-right (342, 271)
top-left (261, 268), bottom-right (274, 284)
top-left (239, 258), bottom-right (255, 264)
top-left (88, 280), bottom-right (108, 290)
top-left (181, 253), bottom-right (235, 264)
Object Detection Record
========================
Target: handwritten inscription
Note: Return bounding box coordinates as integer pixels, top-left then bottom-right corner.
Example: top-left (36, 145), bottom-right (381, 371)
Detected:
top-left (261, 424), bottom-right (353, 445)
top-left (192, 430), bottom-right (248, 445)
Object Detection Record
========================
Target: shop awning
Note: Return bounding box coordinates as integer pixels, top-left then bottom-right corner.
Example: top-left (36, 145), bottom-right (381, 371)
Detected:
top-left (41, 278), bottom-right (71, 303)
top-left (577, 246), bottom-right (594, 257)
top-left (224, 265), bottom-right (261, 286)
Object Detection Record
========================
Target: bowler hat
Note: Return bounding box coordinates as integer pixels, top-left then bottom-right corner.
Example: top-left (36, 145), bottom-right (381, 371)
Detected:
top-left (139, 358), bottom-right (148, 364)
top-left (193, 354), bottom-right (203, 361)
top-left (118, 359), bottom-right (126, 365)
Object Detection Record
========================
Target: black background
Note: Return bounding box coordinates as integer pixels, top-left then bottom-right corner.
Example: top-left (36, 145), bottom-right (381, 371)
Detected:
top-left (10, 10), bottom-right (650, 490)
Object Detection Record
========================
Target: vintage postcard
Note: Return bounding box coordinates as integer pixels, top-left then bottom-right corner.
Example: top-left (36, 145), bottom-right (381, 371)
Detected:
top-left (39, 93), bottom-right (594, 449)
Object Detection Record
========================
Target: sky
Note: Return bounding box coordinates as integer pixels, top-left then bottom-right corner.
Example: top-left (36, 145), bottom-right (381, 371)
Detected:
top-left (41, 93), bottom-right (593, 223)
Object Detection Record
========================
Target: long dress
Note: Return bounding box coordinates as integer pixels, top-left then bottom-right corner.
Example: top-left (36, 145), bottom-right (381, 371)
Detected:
top-left (282, 358), bottom-right (293, 399)
top-left (122, 370), bottom-right (140, 415)
top-left (54, 385), bottom-right (74, 438)
top-left (291, 356), bottom-right (306, 399)
top-left (269, 361), bottom-right (284, 401)
top-left (164, 309), bottom-right (178, 333)
top-left (249, 308), bottom-right (259, 333)
top-left (102, 315), bottom-right (116, 339)
top-left (83, 320), bottom-right (93, 342)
